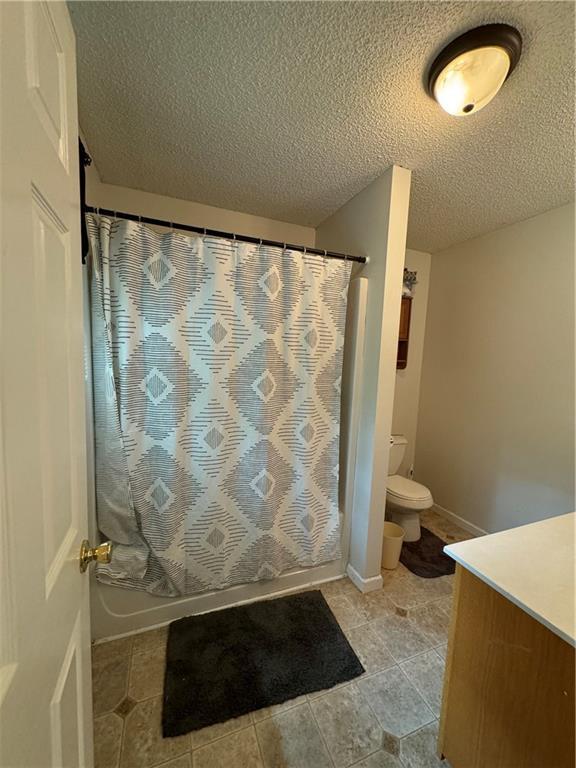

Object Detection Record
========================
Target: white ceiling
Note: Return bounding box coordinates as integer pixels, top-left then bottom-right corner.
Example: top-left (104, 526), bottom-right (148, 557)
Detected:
top-left (69, 1), bottom-right (574, 253)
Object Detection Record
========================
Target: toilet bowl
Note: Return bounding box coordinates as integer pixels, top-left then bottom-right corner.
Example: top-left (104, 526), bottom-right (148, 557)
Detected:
top-left (386, 435), bottom-right (433, 542)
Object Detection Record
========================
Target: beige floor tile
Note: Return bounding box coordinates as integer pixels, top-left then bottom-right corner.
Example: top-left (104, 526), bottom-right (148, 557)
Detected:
top-left (323, 595), bottom-right (365, 629)
top-left (357, 667), bottom-right (435, 739)
top-left (435, 643), bottom-right (448, 660)
top-left (310, 682), bottom-right (382, 768)
top-left (347, 590), bottom-right (396, 622)
top-left (307, 679), bottom-right (354, 701)
top-left (413, 575), bottom-right (453, 602)
top-left (255, 703), bottom-right (332, 767)
top-left (189, 713), bottom-right (253, 750)
top-left (115, 696), bottom-right (138, 719)
top-left (349, 749), bottom-right (403, 767)
top-left (406, 602), bottom-right (451, 647)
top-left (435, 595), bottom-right (452, 616)
top-left (252, 695), bottom-right (308, 723)
top-left (120, 696), bottom-right (189, 768)
top-left (399, 722), bottom-right (445, 768)
top-left (400, 650), bottom-right (445, 717)
top-left (132, 626), bottom-right (169, 655)
top-left (420, 510), bottom-right (472, 545)
top-left (419, 510), bottom-right (446, 536)
top-left (129, 646), bottom-right (166, 701)
top-left (380, 575), bottom-right (431, 613)
top-left (381, 730), bottom-right (401, 758)
top-left (382, 563), bottom-right (412, 580)
top-left (192, 726), bottom-right (263, 768)
top-left (344, 623), bottom-right (396, 675)
top-left (440, 523), bottom-right (471, 543)
top-left (94, 713), bottom-right (123, 768)
top-left (92, 640), bottom-right (132, 717)
top-left (320, 578), bottom-right (358, 599)
top-left (153, 756), bottom-right (192, 768)
top-left (370, 614), bottom-right (431, 663)
top-left (93, 637), bottom-right (134, 664)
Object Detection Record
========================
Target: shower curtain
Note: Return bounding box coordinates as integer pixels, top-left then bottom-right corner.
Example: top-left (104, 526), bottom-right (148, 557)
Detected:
top-left (87, 214), bottom-right (352, 596)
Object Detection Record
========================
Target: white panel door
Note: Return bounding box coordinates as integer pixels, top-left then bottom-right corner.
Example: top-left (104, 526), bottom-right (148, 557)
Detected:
top-left (0, 2), bottom-right (93, 767)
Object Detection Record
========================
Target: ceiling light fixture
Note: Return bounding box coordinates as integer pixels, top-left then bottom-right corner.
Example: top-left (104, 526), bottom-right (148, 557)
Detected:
top-left (427, 24), bottom-right (522, 117)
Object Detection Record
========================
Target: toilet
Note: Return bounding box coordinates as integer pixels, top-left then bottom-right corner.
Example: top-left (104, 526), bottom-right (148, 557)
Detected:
top-left (386, 435), bottom-right (433, 542)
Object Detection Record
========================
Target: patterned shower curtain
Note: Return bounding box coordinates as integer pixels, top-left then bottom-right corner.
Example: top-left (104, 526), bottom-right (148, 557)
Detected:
top-left (87, 214), bottom-right (352, 597)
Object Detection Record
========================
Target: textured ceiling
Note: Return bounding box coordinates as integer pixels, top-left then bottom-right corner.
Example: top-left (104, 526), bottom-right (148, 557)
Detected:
top-left (69, 1), bottom-right (574, 253)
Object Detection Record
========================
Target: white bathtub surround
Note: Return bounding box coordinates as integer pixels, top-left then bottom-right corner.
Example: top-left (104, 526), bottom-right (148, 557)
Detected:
top-left (445, 512), bottom-right (576, 646)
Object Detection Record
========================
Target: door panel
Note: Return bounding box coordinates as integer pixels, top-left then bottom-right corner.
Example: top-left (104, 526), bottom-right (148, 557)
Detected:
top-left (0, 2), bottom-right (92, 767)
top-left (25, 1), bottom-right (70, 168)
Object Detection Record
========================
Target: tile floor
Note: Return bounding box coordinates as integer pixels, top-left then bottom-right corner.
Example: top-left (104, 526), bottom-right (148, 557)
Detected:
top-left (92, 510), bottom-right (473, 768)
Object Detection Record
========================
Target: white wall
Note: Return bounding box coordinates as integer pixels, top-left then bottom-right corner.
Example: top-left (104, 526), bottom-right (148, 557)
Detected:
top-left (85, 159), bottom-right (315, 246)
top-left (316, 165), bottom-right (412, 590)
top-left (391, 249), bottom-right (431, 476)
top-left (415, 203), bottom-right (575, 533)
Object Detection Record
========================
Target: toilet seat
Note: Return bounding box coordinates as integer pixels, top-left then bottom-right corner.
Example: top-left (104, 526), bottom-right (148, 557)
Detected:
top-left (386, 474), bottom-right (433, 510)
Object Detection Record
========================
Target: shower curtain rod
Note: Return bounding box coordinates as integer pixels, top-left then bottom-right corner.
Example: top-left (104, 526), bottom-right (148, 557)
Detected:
top-left (83, 205), bottom-right (367, 264)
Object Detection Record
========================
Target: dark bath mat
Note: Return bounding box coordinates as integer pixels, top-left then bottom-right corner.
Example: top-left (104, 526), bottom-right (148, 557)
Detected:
top-left (162, 589), bottom-right (364, 737)
top-left (400, 526), bottom-right (456, 578)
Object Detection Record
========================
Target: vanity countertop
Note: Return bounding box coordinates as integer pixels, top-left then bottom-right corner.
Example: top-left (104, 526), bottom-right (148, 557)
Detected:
top-left (445, 512), bottom-right (575, 647)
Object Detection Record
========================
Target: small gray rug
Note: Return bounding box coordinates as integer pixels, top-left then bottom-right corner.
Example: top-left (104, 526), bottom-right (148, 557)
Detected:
top-left (162, 590), bottom-right (364, 737)
top-left (400, 527), bottom-right (456, 578)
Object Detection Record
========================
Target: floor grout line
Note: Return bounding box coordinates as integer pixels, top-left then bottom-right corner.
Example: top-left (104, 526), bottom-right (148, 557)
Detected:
top-left (116, 644), bottom-right (133, 768)
top-left (189, 719), bottom-right (257, 753)
top-left (249, 721), bottom-right (267, 768)
top-left (307, 696), bottom-right (338, 768)
top-left (346, 743), bottom-right (389, 767)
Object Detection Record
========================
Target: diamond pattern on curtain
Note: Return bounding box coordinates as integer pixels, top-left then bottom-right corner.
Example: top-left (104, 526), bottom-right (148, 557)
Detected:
top-left (87, 214), bottom-right (352, 597)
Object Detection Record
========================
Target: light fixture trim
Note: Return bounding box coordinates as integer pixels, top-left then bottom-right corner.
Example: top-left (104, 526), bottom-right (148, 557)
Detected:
top-left (427, 24), bottom-right (522, 116)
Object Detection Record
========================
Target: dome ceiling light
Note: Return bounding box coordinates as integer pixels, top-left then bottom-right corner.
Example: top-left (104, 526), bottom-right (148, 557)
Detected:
top-left (427, 24), bottom-right (522, 117)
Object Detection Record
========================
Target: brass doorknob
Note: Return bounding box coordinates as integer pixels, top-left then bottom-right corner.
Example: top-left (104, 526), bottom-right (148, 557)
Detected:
top-left (79, 540), bottom-right (112, 572)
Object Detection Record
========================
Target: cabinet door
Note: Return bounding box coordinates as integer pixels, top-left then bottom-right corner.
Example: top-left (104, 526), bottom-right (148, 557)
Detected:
top-left (398, 297), bottom-right (412, 341)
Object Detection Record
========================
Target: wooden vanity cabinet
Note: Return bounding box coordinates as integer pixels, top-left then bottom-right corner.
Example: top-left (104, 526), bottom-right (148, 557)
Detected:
top-left (397, 296), bottom-right (412, 369)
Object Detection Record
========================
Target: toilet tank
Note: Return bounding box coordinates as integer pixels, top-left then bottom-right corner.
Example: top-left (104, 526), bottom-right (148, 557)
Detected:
top-left (388, 434), bottom-right (408, 475)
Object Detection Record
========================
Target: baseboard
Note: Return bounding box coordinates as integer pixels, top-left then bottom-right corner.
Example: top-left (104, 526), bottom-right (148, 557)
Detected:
top-left (346, 563), bottom-right (383, 593)
top-left (431, 503), bottom-right (487, 538)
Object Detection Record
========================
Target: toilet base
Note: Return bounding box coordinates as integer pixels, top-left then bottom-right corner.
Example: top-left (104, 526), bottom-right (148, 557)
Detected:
top-left (385, 506), bottom-right (421, 542)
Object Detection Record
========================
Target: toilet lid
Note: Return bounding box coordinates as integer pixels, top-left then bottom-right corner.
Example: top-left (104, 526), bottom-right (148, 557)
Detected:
top-left (386, 474), bottom-right (432, 502)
